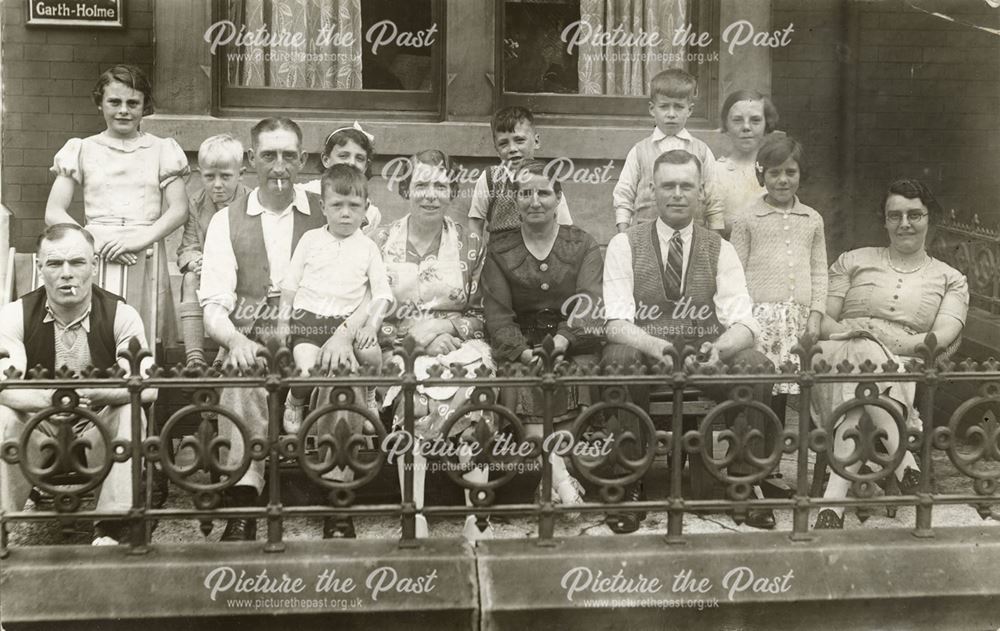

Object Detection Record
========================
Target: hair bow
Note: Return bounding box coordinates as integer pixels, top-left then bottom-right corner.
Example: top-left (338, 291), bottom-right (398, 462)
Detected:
top-left (325, 121), bottom-right (375, 146)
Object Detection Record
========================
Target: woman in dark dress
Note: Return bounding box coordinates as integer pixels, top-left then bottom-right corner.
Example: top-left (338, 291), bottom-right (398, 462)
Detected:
top-left (482, 160), bottom-right (605, 507)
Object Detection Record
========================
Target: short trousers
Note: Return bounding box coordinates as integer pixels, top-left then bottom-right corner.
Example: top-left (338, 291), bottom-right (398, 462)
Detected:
top-left (289, 309), bottom-right (348, 349)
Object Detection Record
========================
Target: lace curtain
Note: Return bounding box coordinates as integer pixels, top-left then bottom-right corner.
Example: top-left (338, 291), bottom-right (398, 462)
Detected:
top-left (577, 0), bottom-right (687, 96)
top-left (227, 0), bottom-right (363, 89)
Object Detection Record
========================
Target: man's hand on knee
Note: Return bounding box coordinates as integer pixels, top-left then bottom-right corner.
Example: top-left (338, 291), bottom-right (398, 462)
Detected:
top-left (226, 333), bottom-right (263, 372)
top-left (685, 341), bottom-right (721, 372)
top-left (318, 332), bottom-right (359, 373)
top-left (650, 341), bottom-right (675, 371)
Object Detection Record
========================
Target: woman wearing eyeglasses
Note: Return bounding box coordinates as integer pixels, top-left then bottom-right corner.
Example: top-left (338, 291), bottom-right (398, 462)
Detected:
top-left (812, 178), bottom-right (968, 529)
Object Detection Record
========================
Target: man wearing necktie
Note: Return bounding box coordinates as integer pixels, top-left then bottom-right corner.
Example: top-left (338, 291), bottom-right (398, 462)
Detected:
top-left (601, 149), bottom-right (776, 532)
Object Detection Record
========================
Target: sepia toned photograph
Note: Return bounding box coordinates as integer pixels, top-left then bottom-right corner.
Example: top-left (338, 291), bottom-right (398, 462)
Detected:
top-left (0, 0), bottom-right (998, 629)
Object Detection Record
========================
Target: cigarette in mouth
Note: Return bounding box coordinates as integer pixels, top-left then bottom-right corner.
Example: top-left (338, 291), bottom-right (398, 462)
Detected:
top-left (277, 179), bottom-right (284, 192)
top-left (70, 287), bottom-right (78, 296)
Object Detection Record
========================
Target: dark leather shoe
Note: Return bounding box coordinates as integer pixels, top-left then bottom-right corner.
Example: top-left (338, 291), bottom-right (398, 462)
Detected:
top-left (92, 520), bottom-right (126, 545)
top-left (745, 508), bottom-right (776, 530)
top-left (761, 474), bottom-right (794, 499)
top-left (898, 467), bottom-right (921, 495)
top-left (221, 518), bottom-right (257, 541)
top-left (323, 516), bottom-right (356, 539)
top-left (221, 485), bottom-right (258, 541)
top-left (605, 482), bottom-right (646, 534)
top-left (631, 482), bottom-right (647, 521)
top-left (814, 509), bottom-right (844, 530)
top-left (605, 512), bottom-right (641, 534)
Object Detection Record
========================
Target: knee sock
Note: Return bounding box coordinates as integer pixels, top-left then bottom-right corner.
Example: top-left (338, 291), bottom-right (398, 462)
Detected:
top-left (397, 450), bottom-right (428, 536)
top-left (178, 301), bottom-right (206, 364)
top-left (461, 466), bottom-right (491, 534)
top-left (550, 452), bottom-right (572, 486)
top-left (397, 449), bottom-right (427, 511)
top-left (822, 462), bottom-right (861, 518)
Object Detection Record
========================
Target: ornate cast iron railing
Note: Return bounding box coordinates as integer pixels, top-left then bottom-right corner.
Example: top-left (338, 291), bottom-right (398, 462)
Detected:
top-left (929, 210), bottom-right (1000, 316)
top-left (1, 335), bottom-right (999, 557)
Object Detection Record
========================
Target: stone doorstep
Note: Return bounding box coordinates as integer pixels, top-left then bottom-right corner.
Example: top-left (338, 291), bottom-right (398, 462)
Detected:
top-left (2, 528), bottom-right (999, 630)
top-left (0, 538), bottom-right (478, 628)
top-left (476, 527), bottom-right (1000, 631)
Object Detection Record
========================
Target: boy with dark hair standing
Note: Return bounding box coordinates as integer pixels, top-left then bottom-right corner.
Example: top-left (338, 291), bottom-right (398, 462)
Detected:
top-left (469, 106), bottom-right (573, 240)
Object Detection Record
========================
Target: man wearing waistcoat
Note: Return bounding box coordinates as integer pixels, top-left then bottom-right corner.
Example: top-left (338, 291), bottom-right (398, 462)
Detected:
top-left (602, 149), bottom-right (777, 532)
top-left (0, 224), bottom-right (155, 545)
top-left (199, 117), bottom-right (331, 541)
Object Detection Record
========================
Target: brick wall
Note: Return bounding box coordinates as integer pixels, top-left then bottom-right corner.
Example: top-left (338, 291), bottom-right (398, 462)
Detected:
top-left (1, 0), bottom-right (155, 251)
top-left (771, 0), bottom-right (846, 256)
top-left (770, 0), bottom-right (999, 255)
top-left (852, 0), bottom-right (1000, 246)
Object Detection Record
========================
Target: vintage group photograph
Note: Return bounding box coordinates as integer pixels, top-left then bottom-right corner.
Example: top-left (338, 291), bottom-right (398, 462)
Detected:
top-left (0, 0), bottom-right (998, 629)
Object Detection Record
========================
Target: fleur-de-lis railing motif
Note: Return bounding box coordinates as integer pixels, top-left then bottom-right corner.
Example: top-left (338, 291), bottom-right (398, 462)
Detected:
top-left (1, 333), bottom-right (999, 557)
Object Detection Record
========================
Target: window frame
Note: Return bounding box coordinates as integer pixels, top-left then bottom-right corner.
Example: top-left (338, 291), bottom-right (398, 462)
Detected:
top-left (150, 0), bottom-right (768, 159)
top-left (493, 0), bottom-right (721, 127)
top-left (211, 0), bottom-right (447, 120)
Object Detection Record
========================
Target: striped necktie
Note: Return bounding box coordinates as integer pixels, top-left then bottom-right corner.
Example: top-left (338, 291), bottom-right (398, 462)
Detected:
top-left (663, 230), bottom-right (684, 300)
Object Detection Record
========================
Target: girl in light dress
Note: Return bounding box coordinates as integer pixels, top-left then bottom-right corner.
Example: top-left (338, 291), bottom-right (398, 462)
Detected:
top-left (716, 90), bottom-right (779, 238)
top-left (45, 65), bottom-right (189, 351)
top-left (731, 136), bottom-right (827, 422)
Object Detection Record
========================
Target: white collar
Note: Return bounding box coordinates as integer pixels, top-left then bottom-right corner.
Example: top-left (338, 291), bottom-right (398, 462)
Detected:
top-left (246, 185), bottom-right (311, 217)
top-left (655, 218), bottom-right (693, 241)
top-left (651, 127), bottom-right (694, 143)
top-left (324, 227), bottom-right (364, 244)
top-left (43, 302), bottom-right (92, 332)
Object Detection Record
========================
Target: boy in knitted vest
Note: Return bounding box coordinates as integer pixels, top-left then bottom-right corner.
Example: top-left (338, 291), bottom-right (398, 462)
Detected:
top-left (469, 106), bottom-right (573, 241)
top-left (176, 134), bottom-right (248, 366)
top-left (613, 69), bottom-right (723, 233)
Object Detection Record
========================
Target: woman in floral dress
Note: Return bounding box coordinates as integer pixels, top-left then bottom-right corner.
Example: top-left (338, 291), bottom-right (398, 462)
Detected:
top-left (372, 149), bottom-right (494, 541)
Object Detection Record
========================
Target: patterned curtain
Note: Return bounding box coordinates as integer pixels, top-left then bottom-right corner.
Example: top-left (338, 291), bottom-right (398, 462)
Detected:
top-left (228, 0), bottom-right (363, 89)
top-left (578, 0), bottom-right (686, 96)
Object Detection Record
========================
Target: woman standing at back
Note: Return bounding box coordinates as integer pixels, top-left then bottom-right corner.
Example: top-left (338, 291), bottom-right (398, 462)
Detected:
top-left (716, 89), bottom-right (779, 238)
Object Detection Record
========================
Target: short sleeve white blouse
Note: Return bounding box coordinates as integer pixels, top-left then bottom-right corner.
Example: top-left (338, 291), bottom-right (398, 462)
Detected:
top-left (50, 132), bottom-right (190, 228)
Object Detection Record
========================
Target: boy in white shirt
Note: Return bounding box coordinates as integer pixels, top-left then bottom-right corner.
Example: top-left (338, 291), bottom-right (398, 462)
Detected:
top-left (279, 164), bottom-right (393, 432)
top-left (613, 68), bottom-right (724, 233)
